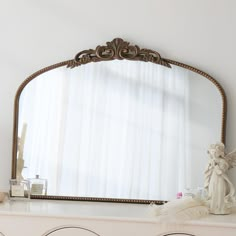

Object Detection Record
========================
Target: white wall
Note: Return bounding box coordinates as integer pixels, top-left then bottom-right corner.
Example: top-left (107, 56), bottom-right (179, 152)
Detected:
top-left (1, 0), bottom-right (236, 191)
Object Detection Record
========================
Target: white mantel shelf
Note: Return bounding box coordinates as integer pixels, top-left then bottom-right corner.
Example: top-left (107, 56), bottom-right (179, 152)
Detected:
top-left (0, 199), bottom-right (155, 222)
top-left (0, 199), bottom-right (235, 226)
top-left (1, 199), bottom-right (236, 236)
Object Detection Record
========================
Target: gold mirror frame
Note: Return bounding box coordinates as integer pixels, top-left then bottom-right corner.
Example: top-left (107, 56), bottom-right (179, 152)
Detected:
top-left (12, 38), bottom-right (227, 204)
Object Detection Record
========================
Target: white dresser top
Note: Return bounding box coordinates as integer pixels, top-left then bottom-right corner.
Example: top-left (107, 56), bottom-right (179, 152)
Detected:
top-left (0, 199), bottom-right (236, 228)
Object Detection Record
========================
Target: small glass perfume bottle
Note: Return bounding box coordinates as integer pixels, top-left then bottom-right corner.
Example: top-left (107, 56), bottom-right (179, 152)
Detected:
top-left (196, 187), bottom-right (207, 200)
top-left (183, 187), bottom-right (195, 197)
top-left (28, 175), bottom-right (47, 195)
top-left (9, 179), bottom-right (30, 200)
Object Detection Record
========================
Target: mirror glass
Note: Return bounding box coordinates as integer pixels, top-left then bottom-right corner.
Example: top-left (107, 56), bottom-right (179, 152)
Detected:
top-left (16, 60), bottom-right (223, 202)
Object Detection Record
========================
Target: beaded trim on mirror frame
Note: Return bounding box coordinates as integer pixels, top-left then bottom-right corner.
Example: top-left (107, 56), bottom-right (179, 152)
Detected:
top-left (30, 195), bottom-right (167, 205)
top-left (12, 38), bottom-right (227, 205)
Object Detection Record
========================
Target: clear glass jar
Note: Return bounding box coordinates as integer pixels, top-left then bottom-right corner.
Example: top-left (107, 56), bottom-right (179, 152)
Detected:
top-left (9, 179), bottom-right (30, 200)
top-left (28, 175), bottom-right (48, 195)
top-left (183, 187), bottom-right (195, 197)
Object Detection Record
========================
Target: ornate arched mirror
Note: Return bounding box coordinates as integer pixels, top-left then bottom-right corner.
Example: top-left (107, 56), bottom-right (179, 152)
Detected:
top-left (12, 38), bottom-right (226, 204)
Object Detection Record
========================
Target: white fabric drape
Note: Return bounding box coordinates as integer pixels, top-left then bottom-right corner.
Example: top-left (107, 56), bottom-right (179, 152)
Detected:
top-left (19, 61), bottom-right (189, 200)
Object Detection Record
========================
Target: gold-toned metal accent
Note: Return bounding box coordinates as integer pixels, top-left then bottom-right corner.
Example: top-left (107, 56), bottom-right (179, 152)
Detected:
top-left (31, 195), bottom-right (166, 205)
top-left (67, 38), bottom-right (171, 68)
top-left (12, 38), bottom-right (227, 205)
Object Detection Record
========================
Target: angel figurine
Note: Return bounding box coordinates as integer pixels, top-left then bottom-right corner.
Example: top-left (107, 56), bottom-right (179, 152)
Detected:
top-left (204, 143), bottom-right (236, 214)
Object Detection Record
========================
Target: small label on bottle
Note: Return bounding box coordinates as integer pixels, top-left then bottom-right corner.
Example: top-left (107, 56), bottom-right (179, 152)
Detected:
top-left (31, 184), bottom-right (43, 195)
top-left (11, 185), bottom-right (24, 197)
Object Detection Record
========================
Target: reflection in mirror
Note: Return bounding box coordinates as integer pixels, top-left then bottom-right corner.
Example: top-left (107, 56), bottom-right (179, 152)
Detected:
top-left (16, 60), bottom-right (223, 202)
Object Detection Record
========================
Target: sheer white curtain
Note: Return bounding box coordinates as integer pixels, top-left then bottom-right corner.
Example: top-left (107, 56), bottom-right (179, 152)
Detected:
top-left (19, 61), bottom-right (189, 200)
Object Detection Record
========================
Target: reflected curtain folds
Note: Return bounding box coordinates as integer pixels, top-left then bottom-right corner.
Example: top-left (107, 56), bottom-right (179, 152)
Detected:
top-left (18, 61), bottom-right (190, 200)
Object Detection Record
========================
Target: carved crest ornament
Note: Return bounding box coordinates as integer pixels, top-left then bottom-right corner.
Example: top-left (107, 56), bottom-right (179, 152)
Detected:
top-left (67, 38), bottom-right (171, 68)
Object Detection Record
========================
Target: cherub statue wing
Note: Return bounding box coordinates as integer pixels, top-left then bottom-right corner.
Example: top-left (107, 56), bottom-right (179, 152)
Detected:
top-left (225, 150), bottom-right (236, 169)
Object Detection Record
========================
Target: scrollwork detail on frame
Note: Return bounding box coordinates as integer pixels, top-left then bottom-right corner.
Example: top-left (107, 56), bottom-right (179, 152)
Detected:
top-left (67, 38), bottom-right (171, 68)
